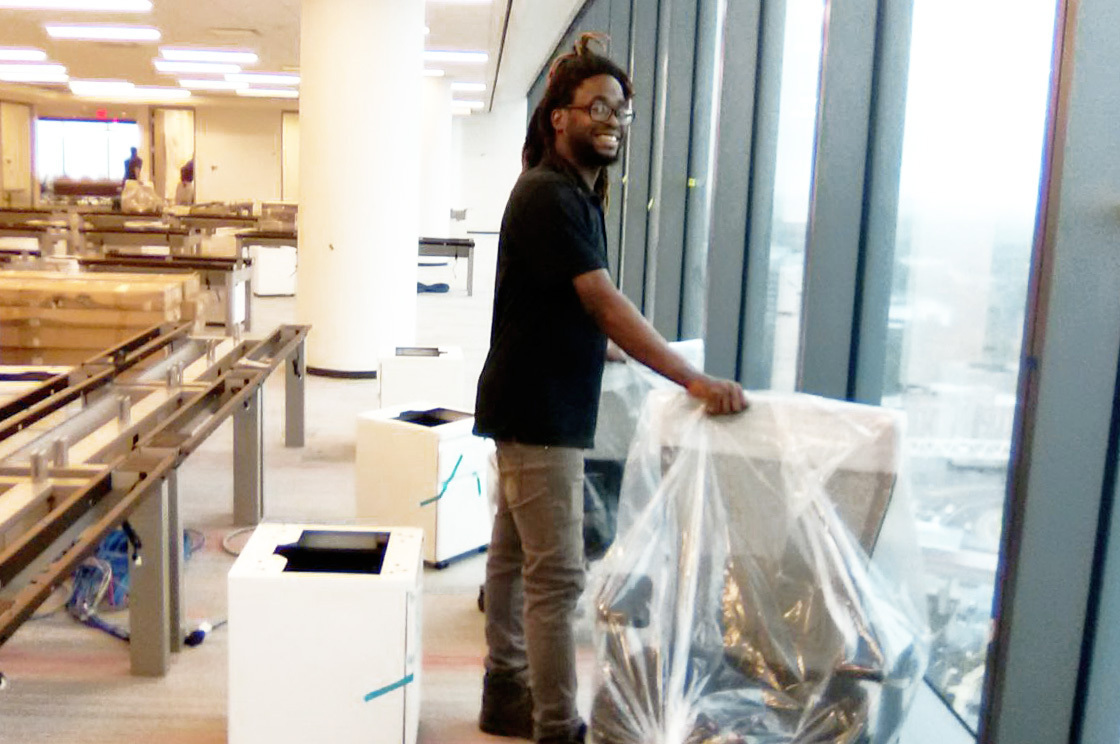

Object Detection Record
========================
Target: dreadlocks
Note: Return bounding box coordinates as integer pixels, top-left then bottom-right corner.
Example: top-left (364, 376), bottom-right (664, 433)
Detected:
top-left (523, 32), bottom-right (633, 205)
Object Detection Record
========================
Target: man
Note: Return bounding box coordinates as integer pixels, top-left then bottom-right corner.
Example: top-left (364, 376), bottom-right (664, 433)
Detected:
top-left (123, 147), bottom-right (142, 183)
top-left (175, 159), bottom-right (195, 205)
top-left (473, 34), bottom-right (747, 744)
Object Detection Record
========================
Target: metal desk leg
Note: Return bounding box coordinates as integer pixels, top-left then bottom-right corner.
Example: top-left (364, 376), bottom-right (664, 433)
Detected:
top-left (244, 273), bottom-right (252, 334)
top-left (224, 270), bottom-right (237, 336)
top-left (466, 250), bottom-right (474, 296)
top-left (285, 338), bottom-right (305, 448)
top-left (234, 387), bottom-right (263, 525)
top-left (167, 470), bottom-right (184, 653)
top-left (129, 480), bottom-right (171, 676)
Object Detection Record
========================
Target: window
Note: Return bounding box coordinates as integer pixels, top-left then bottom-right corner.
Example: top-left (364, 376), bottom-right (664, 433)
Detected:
top-left (35, 118), bottom-right (141, 184)
top-left (879, 0), bottom-right (1058, 729)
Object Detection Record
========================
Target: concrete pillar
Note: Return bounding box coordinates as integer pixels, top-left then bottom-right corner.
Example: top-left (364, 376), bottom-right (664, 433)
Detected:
top-left (297, 0), bottom-right (424, 374)
top-left (420, 77), bottom-right (453, 238)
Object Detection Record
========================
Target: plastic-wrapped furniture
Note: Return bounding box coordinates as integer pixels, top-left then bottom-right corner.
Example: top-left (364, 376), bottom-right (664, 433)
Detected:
top-left (589, 390), bottom-right (929, 744)
top-left (228, 524), bottom-right (423, 744)
top-left (583, 340), bottom-right (705, 560)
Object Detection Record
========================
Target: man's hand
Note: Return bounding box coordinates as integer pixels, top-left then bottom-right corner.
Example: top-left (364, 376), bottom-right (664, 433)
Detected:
top-left (686, 375), bottom-right (748, 415)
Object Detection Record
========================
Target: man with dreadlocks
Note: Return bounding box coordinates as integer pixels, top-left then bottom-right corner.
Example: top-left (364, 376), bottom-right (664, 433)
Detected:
top-left (473, 34), bottom-right (747, 744)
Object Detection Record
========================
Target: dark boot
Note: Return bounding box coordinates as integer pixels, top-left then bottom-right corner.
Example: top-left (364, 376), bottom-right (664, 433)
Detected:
top-left (536, 720), bottom-right (587, 744)
top-left (479, 670), bottom-right (534, 739)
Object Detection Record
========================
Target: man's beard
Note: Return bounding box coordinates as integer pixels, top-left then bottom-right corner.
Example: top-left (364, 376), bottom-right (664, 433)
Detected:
top-left (569, 132), bottom-right (621, 168)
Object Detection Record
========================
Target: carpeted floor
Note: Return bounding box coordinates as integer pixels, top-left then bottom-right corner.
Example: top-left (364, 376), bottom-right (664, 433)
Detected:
top-left (0, 238), bottom-right (570, 743)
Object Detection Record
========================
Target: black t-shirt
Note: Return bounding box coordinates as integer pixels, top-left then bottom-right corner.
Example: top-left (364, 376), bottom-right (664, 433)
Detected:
top-left (474, 160), bottom-right (609, 448)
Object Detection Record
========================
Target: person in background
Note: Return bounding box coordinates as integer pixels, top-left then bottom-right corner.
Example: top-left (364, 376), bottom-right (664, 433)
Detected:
top-left (175, 159), bottom-right (195, 205)
top-left (123, 147), bottom-right (143, 183)
top-left (473, 32), bottom-right (747, 744)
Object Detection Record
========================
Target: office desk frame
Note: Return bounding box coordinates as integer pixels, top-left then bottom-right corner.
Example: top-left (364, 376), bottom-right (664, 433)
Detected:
top-left (419, 237), bottom-right (476, 296)
top-left (0, 323), bottom-right (308, 676)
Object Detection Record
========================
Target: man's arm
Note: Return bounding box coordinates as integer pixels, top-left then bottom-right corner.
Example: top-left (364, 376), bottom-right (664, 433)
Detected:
top-left (574, 269), bottom-right (747, 414)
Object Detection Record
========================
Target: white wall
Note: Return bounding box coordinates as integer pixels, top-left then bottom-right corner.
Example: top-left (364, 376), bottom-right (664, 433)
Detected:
top-left (456, 97), bottom-right (526, 232)
top-left (195, 107), bottom-right (283, 203)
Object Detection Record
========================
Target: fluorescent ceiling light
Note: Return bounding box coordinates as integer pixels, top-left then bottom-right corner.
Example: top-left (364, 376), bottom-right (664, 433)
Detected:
top-left (0, 73), bottom-right (68, 83)
top-left (178, 78), bottom-right (247, 91)
top-left (452, 99), bottom-right (485, 110)
top-left (161, 48), bottom-right (258, 64)
top-left (1, 0), bottom-right (151, 9)
top-left (70, 78), bottom-right (189, 99)
top-left (46, 24), bottom-right (161, 41)
top-left (450, 81), bottom-right (485, 92)
top-left (451, 107), bottom-right (473, 116)
top-left (237, 87), bottom-right (298, 99)
top-left (69, 79), bottom-right (135, 95)
top-left (423, 50), bottom-right (488, 64)
top-left (0, 48), bottom-right (48, 62)
top-left (154, 59), bottom-right (240, 74)
top-left (423, 68), bottom-right (445, 77)
top-left (226, 72), bottom-right (299, 86)
top-left (0, 65), bottom-right (68, 83)
top-left (124, 86), bottom-right (191, 100)
top-left (0, 63), bottom-right (65, 75)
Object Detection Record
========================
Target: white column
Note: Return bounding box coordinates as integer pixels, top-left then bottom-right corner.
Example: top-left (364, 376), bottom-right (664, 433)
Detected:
top-left (297, 0), bottom-right (424, 374)
top-left (419, 77), bottom-right (453, 237)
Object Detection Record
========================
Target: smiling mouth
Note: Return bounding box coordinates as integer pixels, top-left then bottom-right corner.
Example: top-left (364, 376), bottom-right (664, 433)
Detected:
top-left (594, 133), bottom-right (620, 148)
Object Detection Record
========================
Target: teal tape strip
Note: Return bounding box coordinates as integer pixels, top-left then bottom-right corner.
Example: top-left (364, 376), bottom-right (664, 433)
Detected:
top-left (420, 454), bottom-right (464, 507)
top-left (363, 672), bottom-right (415, 702)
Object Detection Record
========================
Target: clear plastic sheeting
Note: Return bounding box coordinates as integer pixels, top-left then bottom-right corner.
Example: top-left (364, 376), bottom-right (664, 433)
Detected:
top-left (120, 180), bottom-right (165, 213)
top-left (589, 390), bottom-right (929, 744)
top-left (584, 341), bottom-right (705, 561)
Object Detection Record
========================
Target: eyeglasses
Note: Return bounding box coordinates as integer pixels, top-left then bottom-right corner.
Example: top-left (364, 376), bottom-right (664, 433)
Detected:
top-left (566, 99), bottom-right (634, 126)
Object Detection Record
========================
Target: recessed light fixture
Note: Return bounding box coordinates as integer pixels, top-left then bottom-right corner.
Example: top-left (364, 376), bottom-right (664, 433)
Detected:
top-left (0, 48), bottom-right (48, 62)
top-left (161, 48), bottom-right (258, 65)
top-left (226, 72), bottom-right (299, 86)
top-left (154, 59), bottom-right (241, 74)
top-left (450, 81), bottom-right (485, 92)
top-left (178, 78), bottom-right (247, 91)
top-left (237, 87), bottom-right (298, 99)
top-left (1, 0), bottom-right (151, 9)
top-left (423, 68), bottom-right (445, 77)
top-left (46, 24), bottom-right (161, 42)
top-left (452, 99), bottom-right (485, 110)
top-left (423, 50), bottom-right (488, 64)
top-left (208, 27), bottom-right (259, 40)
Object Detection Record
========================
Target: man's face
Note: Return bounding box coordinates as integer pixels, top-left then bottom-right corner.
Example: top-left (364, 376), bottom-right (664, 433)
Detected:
top-left (554, 74), bottom-right (629, 168)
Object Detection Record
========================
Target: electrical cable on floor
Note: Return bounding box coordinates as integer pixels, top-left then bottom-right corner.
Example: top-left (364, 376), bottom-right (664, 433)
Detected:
top-left (222, 526), bottom-right (256, 556)
top-left (184, 619), bottom-right (228, 647)
top-left (185, 527), bottom-right (206, 556)
top-left (29, 580), bottom-right (72, 621)
top-left (67, 556), bottom-right (130, 642)
top-left (63, 526), bottom-right (218, 646)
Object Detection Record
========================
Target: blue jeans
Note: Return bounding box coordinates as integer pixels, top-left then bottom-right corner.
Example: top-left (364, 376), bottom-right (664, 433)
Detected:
top-left (484, 441), bottom-right (586, 741)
